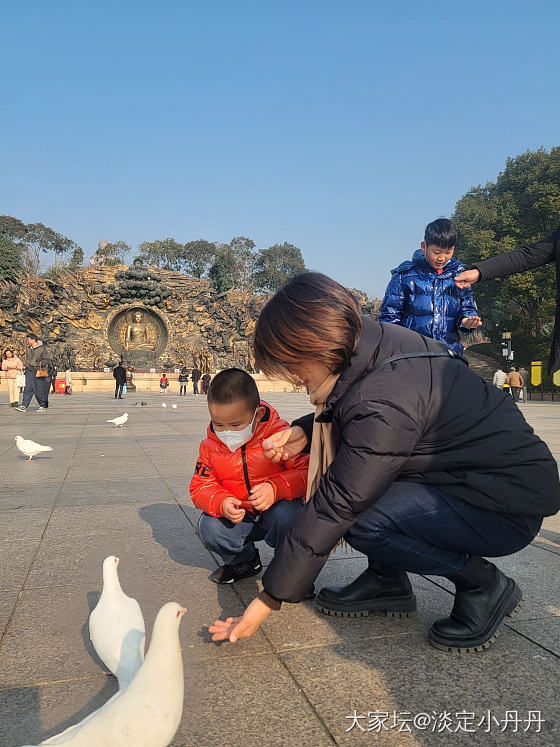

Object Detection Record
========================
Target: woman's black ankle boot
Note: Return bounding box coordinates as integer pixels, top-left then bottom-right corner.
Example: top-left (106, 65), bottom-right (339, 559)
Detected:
top-left (428, 557), bottom-right (523, 653)
top-left (315, 560), bottom-right (417, 618)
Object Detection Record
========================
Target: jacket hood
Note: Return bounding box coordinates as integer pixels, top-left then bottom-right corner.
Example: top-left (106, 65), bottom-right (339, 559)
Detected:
top-left (206, 401), bottom-right (285, 446)
top-left (392, 249), bottom-right (461, 277)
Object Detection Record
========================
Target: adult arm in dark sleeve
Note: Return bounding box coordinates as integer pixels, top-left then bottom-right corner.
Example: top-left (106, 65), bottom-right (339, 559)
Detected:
top-left (262, 401), bottom-right (422, 603)
top-left (473, 230), bottom-right (558, 280)
top-left (290, 412), bottom-right (314, 453)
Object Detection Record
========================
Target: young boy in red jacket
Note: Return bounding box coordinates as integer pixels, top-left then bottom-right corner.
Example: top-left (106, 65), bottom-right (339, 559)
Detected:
top-left (190, 368), bottom-right (309, 584)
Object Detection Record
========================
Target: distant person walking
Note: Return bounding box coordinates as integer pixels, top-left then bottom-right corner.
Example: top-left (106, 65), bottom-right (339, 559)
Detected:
top-left (492, 367), bottom-right (507, 390)
top-left (178, 368), bottom-right (189, 396)
top-left (50, 362), bottom-right (58, 394)
top-left (113, 361), bottom-right (126, 399)
top-left (65, 368), bottom-right (73, 395)
top-left (1, 349), bottom-right (24, 407)
top-left (160, 372), bottom-right (169, 395)
top-left (15, 333), bottom-right (50, 412)
top-left (506, 367), bottom-right (524, 403)
top-left (201, 372), bottom-right (211, 395)
top-left (518, 365), bottom-right (529, 403)
top-left (192, 367), bottom-right (202, 395)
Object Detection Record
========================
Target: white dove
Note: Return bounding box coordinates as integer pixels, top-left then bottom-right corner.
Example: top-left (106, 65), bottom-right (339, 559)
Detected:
top-left (161, 402), bottom-right (166, 408)
top-left (107, 413), bottom-right (128, 428)
top-left (23, 602), bottom-right (187, 746)
top-left (14, 436), bottom-right (53, 462)
top-left (89, 556), bottom-right (145, 689)
top-left (171, 404), bottom-right (177, 409)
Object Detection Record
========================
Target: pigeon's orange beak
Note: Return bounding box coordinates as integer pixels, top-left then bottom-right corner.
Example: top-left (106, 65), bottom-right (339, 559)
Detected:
top-left (177, 608), bottom-right (187, 617)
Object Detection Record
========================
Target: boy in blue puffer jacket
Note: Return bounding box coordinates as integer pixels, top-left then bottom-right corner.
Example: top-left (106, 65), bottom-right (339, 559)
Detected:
top-left (379, 218), bottom-right (482, 355)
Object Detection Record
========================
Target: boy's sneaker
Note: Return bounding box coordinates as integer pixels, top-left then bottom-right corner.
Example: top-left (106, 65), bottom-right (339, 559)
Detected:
top-left (14, 405), bottom-right (26, 412)
top-left (37, 406), bottom-right (47, 411)
top-left (210, 550), bottom-right (262, 584)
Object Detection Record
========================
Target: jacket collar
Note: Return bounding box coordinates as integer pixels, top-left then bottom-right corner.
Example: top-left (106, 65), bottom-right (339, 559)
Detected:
top-left (319, 318), bottom-right (382, 421)
top-left (412, 249), bottom-right (460, 276)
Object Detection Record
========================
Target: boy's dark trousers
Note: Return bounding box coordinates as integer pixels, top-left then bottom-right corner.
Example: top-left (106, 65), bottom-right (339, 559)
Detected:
top-left (197, 500), bottom-right (303, 565)
top-left (115, 382), bottom-right (124, 398)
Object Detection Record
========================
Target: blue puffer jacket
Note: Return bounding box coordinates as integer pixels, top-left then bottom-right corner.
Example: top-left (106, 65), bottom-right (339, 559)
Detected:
top-left (378, 250), bottom-right (479, 355)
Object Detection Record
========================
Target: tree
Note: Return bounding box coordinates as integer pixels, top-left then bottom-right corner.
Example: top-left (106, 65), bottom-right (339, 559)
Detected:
top-left (95, 240), bottom-right (130, 266)
top-left (208, 244), bottom-right (238, 293)
top-left (0, 215), bottom-right (82, 275)
top-left (453, 147), bottom-right (560, 372)
top-left (229, 236), bottom-right (256, 289)
top-left (135, 238), bottom-right (184, 271)
top-left (253, 242), bottom-right (306, 293)
top-left (182, 239), bottom-right (216, 278)
top-left (0, 237), bottom-right (23, 280)
top-left (68, 247), bottom-right (84, 271)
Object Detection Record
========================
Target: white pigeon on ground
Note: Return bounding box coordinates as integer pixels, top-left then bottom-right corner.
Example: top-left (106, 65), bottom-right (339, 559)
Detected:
top-left (161, 402), bottom-right (167, 408)
top-left (107, 413), bottom-right (128, 428)
top-left (171, 404), bottom-right (177, 409)
top-left (89, 556), bottom-right (145, 689)
top-left (22, 602), bottom-right (187, 746)
top-left (14, 436), bottom-right (53, 462)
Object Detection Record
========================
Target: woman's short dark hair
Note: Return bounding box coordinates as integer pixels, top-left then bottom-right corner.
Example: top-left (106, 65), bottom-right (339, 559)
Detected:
top-left (208, 368), bottom-right (260, 410)
top-left (424, 218), bottom-right (457, 249)
top-left (3, 348), bottom-right (15, 358)
top-left (254, 272), bottom-right (362, 383)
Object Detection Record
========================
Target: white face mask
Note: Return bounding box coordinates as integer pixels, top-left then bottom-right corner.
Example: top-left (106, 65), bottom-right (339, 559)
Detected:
top-left (215, 410), bottom-right (257, 452)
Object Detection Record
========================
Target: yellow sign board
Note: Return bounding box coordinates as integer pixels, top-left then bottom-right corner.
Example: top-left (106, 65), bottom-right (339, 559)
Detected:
top-left (531, 361), bottom-right (542, 387)
top-left (553, 370), bottom-right (560, 387)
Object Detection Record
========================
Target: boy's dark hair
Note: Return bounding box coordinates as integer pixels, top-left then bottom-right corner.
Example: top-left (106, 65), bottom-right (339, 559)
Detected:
top-left (27, 332), bottom-right (39, 341)
top-left (207, 368), bottom-right (259, 410)
top-left (424, 218), bottom-right (457, 249)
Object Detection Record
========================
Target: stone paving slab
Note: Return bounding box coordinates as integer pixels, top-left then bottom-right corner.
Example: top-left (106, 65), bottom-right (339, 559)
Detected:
top-left (279, 632), bottom-right (559, 745)
top-left (56, 476), bottom-right (175, 507)
top-left (0, 541), bottom-right (40, 591)
top-left (0, 483), bottom-right (62, 511)
top-left (0, 592), bottom-right (18, 638)
top-left (0, 395), bottom-right (559, 746)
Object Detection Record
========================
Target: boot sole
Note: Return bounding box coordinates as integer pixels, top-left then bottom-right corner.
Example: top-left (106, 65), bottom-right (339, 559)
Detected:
top-left (428, 579), bottom-right (524, 653)
top-left (315, 595), bottom-right (417, 619)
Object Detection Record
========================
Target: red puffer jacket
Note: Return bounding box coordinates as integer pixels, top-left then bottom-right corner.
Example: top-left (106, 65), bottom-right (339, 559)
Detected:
top-left (190, 402), bottom-right (309, 517)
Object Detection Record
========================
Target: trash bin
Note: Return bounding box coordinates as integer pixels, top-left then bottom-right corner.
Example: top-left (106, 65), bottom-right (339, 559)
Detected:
top-left (55, 379), bottom-right (66, 394)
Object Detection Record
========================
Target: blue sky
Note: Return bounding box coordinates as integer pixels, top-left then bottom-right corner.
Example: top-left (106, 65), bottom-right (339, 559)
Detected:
top-left (1, 0), bottom-right (559, 297)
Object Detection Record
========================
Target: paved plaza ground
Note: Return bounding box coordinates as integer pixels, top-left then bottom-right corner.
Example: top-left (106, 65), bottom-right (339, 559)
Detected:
top-left (0, 392), bottom-right (559, 746)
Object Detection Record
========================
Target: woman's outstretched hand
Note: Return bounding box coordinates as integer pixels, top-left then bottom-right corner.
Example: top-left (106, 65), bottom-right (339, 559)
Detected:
top-left (209, 597), bottom-right (272, 643)
top-left (454, 269), bottom-right (481, 288)
top-left (261, 426), bottom-right (308, 463)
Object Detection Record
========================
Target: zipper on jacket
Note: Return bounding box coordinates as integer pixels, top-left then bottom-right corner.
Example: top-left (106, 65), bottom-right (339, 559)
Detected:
top-left (241, 444), bottom-right (252, 493)
top-left (241, 444), bottom-right (259, 515)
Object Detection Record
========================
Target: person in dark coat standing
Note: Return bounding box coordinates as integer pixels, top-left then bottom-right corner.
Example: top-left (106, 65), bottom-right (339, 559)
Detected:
top-left (191, 367), bottom-right (202, 395)
top-left (15, 333), bottom-right (51, 412)
top-left (209, 272), bottom-right (560, 653)
top-left (113, 361), bottom-right (127, 399)
top-left (178, 367), bottom-right (189, 396)
top-left (50, 362), bottom-right (58, 394)
top-left (455, 228), bottom-right (560, 373)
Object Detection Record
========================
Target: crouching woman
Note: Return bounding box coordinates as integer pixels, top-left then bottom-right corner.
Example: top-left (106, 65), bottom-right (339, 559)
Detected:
top-left (210, 272), bottom-right (559, 652)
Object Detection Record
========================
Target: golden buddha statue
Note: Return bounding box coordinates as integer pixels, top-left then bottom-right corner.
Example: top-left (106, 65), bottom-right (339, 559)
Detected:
top-left (124, 311), bottom-right (156, 351)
